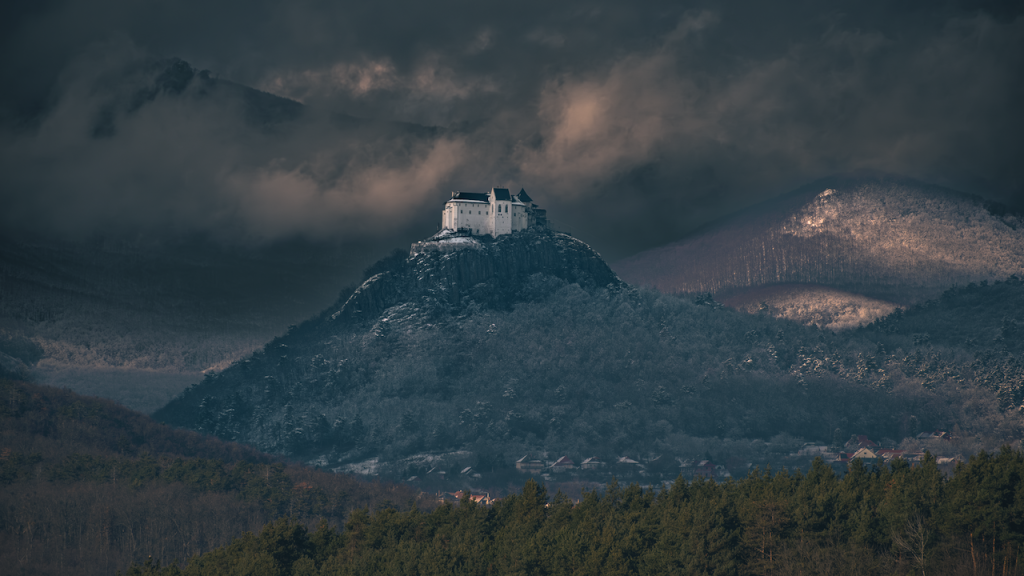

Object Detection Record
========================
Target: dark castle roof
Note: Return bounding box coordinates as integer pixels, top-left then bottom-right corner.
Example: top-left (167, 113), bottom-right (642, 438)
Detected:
top-left (451, 192), bottom-right (490, 202)
top-left (450, 188), bottom-right (529, 203)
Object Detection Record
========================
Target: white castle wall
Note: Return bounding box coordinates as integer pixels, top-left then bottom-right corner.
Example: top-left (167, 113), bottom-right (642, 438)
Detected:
top-left (444, 188), bottom-right (532, 237)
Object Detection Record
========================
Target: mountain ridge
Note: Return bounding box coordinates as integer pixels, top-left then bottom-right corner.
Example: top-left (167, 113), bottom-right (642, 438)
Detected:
top-left (613, 173), bottom-right (1024, 305)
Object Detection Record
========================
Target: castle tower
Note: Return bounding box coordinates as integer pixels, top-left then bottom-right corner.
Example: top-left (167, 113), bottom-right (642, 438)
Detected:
top-left (490, 188), bottom-right (513, 236)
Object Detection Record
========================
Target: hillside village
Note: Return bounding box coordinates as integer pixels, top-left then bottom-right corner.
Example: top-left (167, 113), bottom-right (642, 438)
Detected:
top-left (416, 431), bottom-right (963, 503)
top-left (513, 431), bottom-right (963, 481)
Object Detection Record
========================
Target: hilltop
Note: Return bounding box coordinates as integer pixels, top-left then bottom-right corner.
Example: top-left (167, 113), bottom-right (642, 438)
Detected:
top-left (154, 228), bottom-right (629, 466)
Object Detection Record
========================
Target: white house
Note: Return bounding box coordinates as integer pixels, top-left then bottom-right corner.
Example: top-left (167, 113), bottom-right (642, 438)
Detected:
top-left (442, 188), bottom-right (546, 237)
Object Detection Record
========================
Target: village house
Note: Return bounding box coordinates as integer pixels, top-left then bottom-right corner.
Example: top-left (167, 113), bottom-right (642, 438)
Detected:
top-left (550, 456), bottom-right (576, 473)
top-left (679, 459), bottom-right (732, 480)
top-left (936, 455), bottom-right (963, 476)
top-left (580, 457), bottom-right (604, 470)
top-left (515, 455), bottom-right (545, 474)
top-left (845, 435), bottom-right (879, 451)
top-left (794, 444), bottom-right (830, 457)
top-left (442, 188), bottom-right (546, 237)
top-left (916, 430), bottom-right (951, 441)
top-left (694, 460), bottom-right (717, 478)
top-left (826, 443), bottom-right (897, 475)
top-left (849, 447), bottom-right (880, 468)
top-left (876, 449), bottom-right (925, 465)
top-left (439, 491), bottom-right (495, 506)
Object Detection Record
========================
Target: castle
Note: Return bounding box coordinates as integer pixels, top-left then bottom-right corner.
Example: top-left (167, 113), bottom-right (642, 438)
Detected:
top-left (442, 188), bottom-right (546, 237)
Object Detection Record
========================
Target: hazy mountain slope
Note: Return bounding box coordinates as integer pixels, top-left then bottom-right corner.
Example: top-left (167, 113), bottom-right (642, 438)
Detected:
top-left (84, 56), bottom-right (436, 136)
top-left (0, 234), bottom-right (356, 412)
top-left (613, 174), bottom-right (1024, 306)
top-left (88, 57), bottom-right (305, 136)
top-left (154, 230), bottom-right (1023, 478)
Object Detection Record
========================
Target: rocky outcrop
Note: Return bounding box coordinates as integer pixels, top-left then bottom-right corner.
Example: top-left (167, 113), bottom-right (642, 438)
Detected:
top-left (333, 229), bottom-right (623, 324)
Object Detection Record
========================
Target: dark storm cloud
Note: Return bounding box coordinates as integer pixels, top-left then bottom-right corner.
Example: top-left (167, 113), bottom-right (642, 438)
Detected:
top-left (1, 0), bottom-right (1022, 262)
top-left (0, 38), bottom-right (469, 245)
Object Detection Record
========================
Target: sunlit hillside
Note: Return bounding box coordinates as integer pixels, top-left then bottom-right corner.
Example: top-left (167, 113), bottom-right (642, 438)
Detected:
top-left (613, 174), bottom-right (1024, 310)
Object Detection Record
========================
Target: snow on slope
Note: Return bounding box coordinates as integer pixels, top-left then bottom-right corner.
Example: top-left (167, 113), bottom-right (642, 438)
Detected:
top-left (613, 174), bottom-right (1024, 308)
top-left (718, 284), bottom-right (901, 331)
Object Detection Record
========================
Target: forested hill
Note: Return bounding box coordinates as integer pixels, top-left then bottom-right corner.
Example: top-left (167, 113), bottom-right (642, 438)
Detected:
top-left (613, 174), bottom-right (1024, 305)
top-left (153, 225), bottom-right (1024, 478)
top-left (154, 229), bottom-right (626, 460)
top-left (0, 378), bottom-right (419, 576)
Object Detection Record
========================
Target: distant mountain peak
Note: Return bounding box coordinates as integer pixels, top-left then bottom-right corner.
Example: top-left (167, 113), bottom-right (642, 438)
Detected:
top-left (614, 175), bottom-right (1024, 306)
top-left (90, 56), bottom-right (305, 138)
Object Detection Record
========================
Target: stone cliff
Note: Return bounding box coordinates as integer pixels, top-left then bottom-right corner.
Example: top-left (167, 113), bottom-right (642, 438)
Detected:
top-left (332, 229), bottom-right (623, 325)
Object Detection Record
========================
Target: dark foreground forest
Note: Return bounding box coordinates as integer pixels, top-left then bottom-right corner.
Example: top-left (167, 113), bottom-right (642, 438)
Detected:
top-left (0, 379), bottom-right (420, 576)
top-left (125, 448), bottom-right (1024, 576)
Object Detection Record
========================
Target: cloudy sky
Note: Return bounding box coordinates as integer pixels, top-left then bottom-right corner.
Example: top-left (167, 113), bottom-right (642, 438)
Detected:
top-left (2, 0), bottom-right (1022, 268)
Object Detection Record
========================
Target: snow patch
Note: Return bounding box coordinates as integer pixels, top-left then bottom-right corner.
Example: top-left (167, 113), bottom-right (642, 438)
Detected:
top-left (335, 458), bottom-right (380, 476)
top-left (410, 231), bottom-right (482, 255)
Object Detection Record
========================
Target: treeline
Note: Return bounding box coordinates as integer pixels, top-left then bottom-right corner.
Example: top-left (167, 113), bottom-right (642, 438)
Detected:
top-left (125, 448), bottom-right (1024, 576)
top-left (0, 379), bottom-right (420, 576)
